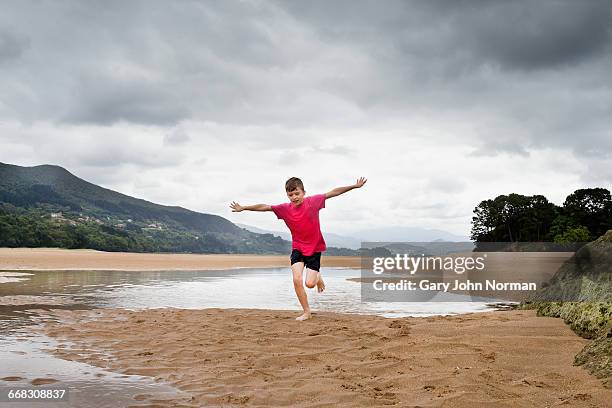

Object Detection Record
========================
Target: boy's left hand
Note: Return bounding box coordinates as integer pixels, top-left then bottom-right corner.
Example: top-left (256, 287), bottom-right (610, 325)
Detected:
top-left (355, 177), bottom-right (367, 188)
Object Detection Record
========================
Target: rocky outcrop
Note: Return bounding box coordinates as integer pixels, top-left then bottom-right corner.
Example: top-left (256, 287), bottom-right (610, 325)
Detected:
top-left (521, 230), bottom-right (612, 388)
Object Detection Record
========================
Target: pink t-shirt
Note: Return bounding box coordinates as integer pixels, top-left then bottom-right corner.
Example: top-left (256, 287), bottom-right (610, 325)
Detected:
top-left (271, 194), bottom-right (326, 256)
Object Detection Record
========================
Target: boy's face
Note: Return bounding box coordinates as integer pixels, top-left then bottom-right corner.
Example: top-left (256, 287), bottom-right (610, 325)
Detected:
top-left (286, 187), bottom-right (305, 206)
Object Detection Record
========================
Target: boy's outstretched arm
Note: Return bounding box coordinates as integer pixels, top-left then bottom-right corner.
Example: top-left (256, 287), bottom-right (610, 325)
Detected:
top-left (229, 202), bottom-right (272, 212)
top-left (324, 177), bottom-right (367, 199)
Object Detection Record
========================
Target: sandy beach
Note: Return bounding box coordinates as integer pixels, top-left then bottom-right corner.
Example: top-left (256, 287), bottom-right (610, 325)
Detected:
top-left (0, 248), bottom-right (361, 271)
top-left (39, 308), bottom-right (610, 407)
top-left (2, 248), bottom-right (610, 406)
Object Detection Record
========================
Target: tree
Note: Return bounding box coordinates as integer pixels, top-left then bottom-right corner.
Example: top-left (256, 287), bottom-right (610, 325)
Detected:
top-left (563, 188), bottom-right (612, 238)
top-left (553, 226), bottom-right (592, 243)
top-left (471, 194), bottom-right (559, 242)
top-left (471, 198), bottom-right (499, 241)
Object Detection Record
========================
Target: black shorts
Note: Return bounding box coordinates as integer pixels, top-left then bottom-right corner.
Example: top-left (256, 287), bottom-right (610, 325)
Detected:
top-left (290, 249), bottom-right (321, 272)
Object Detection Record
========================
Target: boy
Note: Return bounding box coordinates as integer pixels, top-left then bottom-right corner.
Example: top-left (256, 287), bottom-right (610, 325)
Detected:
top-left (229, 176), bottom-right (367, 321)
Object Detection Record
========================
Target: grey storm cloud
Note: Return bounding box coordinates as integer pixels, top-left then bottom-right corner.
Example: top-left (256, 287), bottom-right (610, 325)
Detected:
top-left (462, 3), bottom-right (612, 70)
top-left (278, 0), bottom-right (612, 70)
top-left (0, 0), bottom-right (611, 158)
top-left (0, 30), bottom-right (28, 64)
top-left (63, 72), bottom-right (192, 126)
top-left (76, 145), bottom-right (183, 169)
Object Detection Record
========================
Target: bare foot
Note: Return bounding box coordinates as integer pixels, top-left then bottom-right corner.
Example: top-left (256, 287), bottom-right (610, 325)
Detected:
top-left (296, 312), bottom-right (311, 321)
top-left (317, 276), bottom-right (325, 293)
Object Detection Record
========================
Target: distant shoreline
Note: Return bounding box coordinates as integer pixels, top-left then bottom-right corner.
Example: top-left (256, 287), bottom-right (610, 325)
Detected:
top-left (0, 248), bottom-right (361, 271)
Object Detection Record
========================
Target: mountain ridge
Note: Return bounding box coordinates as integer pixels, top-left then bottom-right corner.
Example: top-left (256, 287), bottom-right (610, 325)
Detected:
top-left (0, 162), bottom-right (289, 253)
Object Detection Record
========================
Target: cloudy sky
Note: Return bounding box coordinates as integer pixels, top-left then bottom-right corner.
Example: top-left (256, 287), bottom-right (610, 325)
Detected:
top-left (1, 0), bottom-right (611, 238)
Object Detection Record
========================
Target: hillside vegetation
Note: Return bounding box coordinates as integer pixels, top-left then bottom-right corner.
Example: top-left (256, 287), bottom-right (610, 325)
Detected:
top-left (0, 162), bottom-right (288, 254)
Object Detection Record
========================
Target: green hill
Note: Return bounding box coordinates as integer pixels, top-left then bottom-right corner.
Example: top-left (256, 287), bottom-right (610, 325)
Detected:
top-left (0, 162), bottom-right (289, 254)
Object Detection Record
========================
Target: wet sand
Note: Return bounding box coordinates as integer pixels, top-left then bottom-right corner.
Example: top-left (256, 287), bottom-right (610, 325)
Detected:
top-left (42, 308), bottom-right (611, 407)
top-left (0, 248), bottom-right (361, 271)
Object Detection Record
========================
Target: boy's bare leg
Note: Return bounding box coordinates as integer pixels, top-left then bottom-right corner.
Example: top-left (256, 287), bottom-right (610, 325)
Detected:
top-left (305, 269), bottom-right (325, 293)
top-left (291, 262), bottom-right (311, 320)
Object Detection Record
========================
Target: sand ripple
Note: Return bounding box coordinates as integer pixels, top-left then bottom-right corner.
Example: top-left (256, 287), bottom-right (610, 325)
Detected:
top-left (42, 308), bottom-right (611, 407)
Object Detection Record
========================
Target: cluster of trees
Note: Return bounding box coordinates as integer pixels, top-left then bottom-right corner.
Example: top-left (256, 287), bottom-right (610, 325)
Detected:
top-left (0, 207), bottom-right (282, 253)
top-left (0, 210), bottom-right (136, 251)
top-left (471, 188), bottom-right (611, 243)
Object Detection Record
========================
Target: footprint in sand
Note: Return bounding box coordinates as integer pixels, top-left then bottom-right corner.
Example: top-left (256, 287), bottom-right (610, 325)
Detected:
top-left (224, 394), bottom-right (250, 404)
top-left (480, 351), bottom-right (496, 362)
top-left (397, 326), bottom-right (411, 336)
top-left (387, 320), bottom-right (404, 329)
top-left (387, 320), bottom-right (411, 336)
top-left (1, 376), bottom-right (25, 382)
top-left (30, 378), bottom-right (59, 386)
top-left (520, 378), bottom-right (553, 389)
top-left (369, 351), bottom-right (401, 361)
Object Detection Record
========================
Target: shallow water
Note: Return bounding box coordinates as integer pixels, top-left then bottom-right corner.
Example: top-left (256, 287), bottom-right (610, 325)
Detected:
top-left (0, 268), bottom-right (499, 406)
top-left (0, 267), bottom-right (498, 316)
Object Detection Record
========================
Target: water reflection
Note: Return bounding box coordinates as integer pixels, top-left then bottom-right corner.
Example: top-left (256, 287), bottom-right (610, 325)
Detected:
top-left (1, 268), bottom-right (497, 316)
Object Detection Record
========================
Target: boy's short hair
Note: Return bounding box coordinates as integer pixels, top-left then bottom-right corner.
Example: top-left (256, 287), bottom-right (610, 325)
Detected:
top-left (285, 177), bottom-right (304, 192)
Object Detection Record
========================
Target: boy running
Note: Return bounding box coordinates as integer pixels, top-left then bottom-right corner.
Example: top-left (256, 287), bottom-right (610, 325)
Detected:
top-left (229, 176), bottom-right (367, 321)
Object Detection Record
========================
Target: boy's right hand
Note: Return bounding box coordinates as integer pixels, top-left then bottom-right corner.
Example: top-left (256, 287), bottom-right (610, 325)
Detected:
top-left (229, 201), bottom-right (244, 212)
